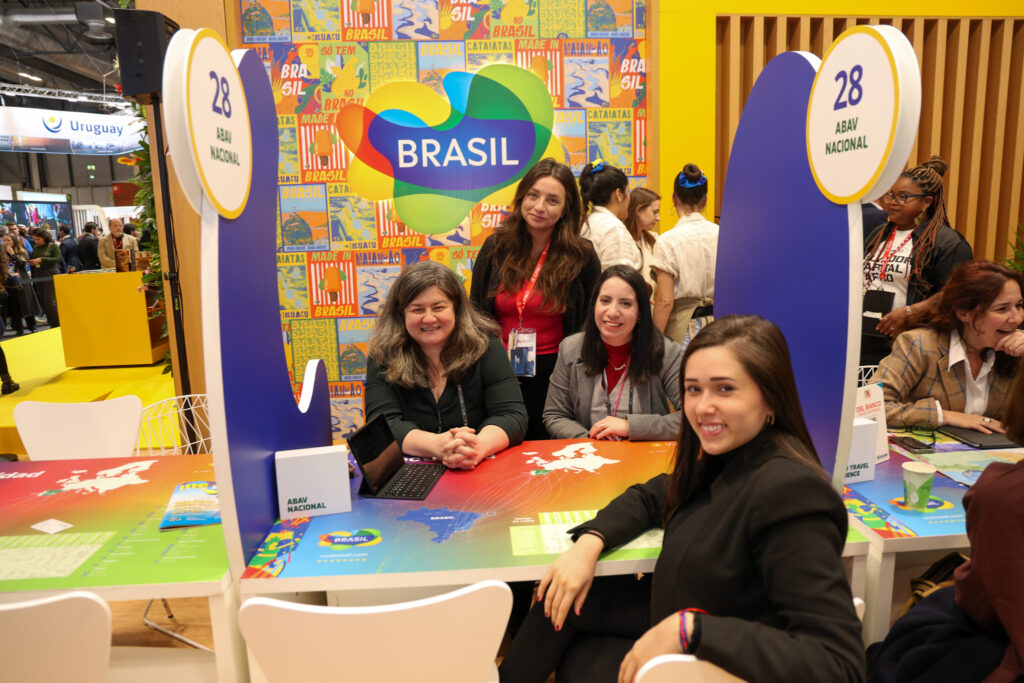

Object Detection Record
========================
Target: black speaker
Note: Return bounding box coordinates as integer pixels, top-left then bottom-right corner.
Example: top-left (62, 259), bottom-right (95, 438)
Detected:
top-left (113, 9), bottom-right (179, 104)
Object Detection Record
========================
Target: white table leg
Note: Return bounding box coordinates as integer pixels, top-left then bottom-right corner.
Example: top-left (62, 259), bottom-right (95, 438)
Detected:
top-left (208, 583), bottom-right (249, 683)
top-left (849, 555), bottom-right (867, 601)
top-left (862, 543), bottom-right (896, 645)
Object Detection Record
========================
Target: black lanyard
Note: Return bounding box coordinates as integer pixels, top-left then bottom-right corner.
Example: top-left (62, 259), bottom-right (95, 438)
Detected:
top-left (435, 383), bottom-right (469, 432)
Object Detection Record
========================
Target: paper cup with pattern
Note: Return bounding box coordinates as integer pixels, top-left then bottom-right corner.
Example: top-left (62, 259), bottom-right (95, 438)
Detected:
top-left (902, 461), bottom-right (936, 509)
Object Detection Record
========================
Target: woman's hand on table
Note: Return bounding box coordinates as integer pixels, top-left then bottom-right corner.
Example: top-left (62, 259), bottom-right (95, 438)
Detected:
top-left (536, 532), bottom-right (604, 631)
top-left (943, 411), bottom-right (1006, 434)
top-left (994, 330), bottom-right (1024, 357)
top-left (590, 416), bottom-right (629, 441)
top-left (618, 612), bottom-right (686, 683)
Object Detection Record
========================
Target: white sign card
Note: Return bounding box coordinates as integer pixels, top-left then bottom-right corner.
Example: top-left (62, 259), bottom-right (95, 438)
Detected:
top-left (855, 382), bottom-right (889, 462)
top-left (845, 418), bottom-right (878, 483)
top-left (275, 444), bottom-right (352, 520)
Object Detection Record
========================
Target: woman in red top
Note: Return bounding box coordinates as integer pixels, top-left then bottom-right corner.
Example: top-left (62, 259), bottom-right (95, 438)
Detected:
top-left (471, 158), bottom-right (601, 440)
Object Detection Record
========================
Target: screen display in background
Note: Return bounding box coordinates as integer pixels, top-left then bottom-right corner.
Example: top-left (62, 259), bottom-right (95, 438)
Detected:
top-left (3, 201), bottom-right (72, 232)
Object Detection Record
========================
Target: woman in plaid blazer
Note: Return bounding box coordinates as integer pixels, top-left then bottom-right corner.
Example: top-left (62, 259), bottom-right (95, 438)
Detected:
top-left (870, 261), bottom-right (1024, 431)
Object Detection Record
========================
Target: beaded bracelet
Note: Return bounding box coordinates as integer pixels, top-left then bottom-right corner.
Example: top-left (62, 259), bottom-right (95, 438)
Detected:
top-left (678, 608), bottom-right (710, 653)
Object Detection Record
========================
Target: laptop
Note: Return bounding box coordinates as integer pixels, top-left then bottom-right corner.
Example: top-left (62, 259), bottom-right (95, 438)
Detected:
top-left (348, 415), bottom-right (446, 500)
top-left (937, 425), bottom-right (1020, 449)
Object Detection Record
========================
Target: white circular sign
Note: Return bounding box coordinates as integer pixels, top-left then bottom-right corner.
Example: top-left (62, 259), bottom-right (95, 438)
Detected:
top-left (162, 28), bottom-right (252, 219)
top-left (806, 25), bottom-right (920, 204)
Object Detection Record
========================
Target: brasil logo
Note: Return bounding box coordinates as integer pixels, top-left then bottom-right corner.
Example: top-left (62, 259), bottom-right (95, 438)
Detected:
top-left (337, 64), bottom-right (555, 235)
top-left (318, 528), bottom-right (382, 549)
top-left (42, 115), bottom-right (62, 133)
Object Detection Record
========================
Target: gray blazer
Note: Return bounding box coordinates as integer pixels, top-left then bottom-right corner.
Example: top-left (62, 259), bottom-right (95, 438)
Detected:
top-left (543, 332), bottom-right (683, 440)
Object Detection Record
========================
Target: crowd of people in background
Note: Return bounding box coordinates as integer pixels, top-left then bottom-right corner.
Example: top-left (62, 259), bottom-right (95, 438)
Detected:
top-left (0, 216), bottom-right (143, 395)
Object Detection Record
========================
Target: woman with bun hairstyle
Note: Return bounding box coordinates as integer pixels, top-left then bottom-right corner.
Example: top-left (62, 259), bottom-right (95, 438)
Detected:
top-left (579, 159), bottom-right (641, 272)
top-left (543, 264), bottom-right (682, 441)
top-left (870, 260), bottom-right (1023, 432)
top-left (624, 187), bottom-right (660, 294)
top-left (471, 158), bottom-right (601, 441)
top-left (650, 163), bottom-right (719, 344)
top-left (862, 155), bottom-right (973, 364)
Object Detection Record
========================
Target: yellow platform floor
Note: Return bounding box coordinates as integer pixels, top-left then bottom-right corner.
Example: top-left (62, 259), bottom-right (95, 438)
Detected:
top-left (0, 328), bottom-right (175, 457)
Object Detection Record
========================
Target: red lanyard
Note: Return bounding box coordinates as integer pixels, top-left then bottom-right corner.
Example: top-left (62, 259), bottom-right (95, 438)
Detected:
top-left (604, 361), bottom-right (631, 417)
top-left (515, 241), bottom-right (550, 325)
top-left (876, 229), bottom-right (913, 282)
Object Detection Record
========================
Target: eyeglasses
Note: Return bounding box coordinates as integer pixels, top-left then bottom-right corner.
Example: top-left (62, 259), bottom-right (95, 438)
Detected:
top-left (881, 191), bottom-right (929, 206)
top-left (891, 426), bottom-right (936, 447)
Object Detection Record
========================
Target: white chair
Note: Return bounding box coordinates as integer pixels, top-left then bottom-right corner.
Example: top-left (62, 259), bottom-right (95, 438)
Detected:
top-left (137, 394), bottom-right (211, 456)
top-left (857, 364), bottom-right (880, 387)
top-left (636, 654), bottom-right (747, 683)
top-left (0, 591), bottom-right (217, 683)
top-left (13, 395), bottom-right (143, 460)
top-left (0, 591), bottom-right (111, 683)
top-left (239, 580), bottom-right (513, 683)
top-left (854, 596), bottom-right (866, 621)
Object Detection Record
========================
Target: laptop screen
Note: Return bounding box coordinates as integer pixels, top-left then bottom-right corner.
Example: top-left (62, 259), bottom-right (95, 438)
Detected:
top-left (348, 415), bottom-right (404, 495)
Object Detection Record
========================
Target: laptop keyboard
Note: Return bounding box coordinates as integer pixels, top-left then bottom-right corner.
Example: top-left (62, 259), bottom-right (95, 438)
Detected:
top-left (378, 462), bottom-right (446, 499)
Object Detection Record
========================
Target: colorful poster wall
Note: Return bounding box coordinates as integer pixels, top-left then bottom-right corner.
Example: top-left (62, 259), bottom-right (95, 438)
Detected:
top-left (233, 0), bottom-right (649, 441)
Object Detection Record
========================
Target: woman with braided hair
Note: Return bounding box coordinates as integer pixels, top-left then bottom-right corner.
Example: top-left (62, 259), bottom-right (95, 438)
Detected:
top-left (862, 156), bottom-right (973, 364)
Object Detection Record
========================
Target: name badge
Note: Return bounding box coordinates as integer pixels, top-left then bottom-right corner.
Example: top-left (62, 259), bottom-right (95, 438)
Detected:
top-left (508, 328), bottom-right (537, 377)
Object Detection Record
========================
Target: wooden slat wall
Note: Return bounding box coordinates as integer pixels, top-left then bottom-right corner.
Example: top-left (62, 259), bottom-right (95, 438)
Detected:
top-left (715, 16), bottom-right (1024, 262)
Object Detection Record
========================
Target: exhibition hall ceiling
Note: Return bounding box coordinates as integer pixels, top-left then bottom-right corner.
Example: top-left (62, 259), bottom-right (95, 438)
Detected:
top-left (0, 0), bottom-right (121, 111)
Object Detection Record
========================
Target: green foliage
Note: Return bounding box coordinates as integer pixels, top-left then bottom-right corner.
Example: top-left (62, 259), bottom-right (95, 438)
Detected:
top-left (125, 101), bottom-right (171, 372)
top-left (1006, 223), bottom-right (1024, 273)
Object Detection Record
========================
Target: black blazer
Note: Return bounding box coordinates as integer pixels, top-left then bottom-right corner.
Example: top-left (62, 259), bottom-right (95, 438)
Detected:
top-left (469, 234), bottom-right (601, 341)
top-left (578, 437), bottom-right (866, 683)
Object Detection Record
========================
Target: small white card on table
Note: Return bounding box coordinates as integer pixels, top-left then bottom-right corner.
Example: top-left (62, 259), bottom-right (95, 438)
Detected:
top-left (275, 444), bottom-right (352, 520)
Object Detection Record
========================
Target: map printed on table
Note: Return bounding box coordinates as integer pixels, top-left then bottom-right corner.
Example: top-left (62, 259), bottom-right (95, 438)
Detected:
top-left (242, 439), bottom-right (674, 580)
top-left (0, 456), bottom-right (228, 590)
top-left (843, 451), bottom-right (968, 539)
top-left (890, 438), bottom-right (1024, 487)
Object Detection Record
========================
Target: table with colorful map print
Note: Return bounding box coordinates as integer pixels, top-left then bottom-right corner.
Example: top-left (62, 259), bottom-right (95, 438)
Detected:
top-left (240, 439), bottom-right (869, 605)
top-left (0, 455), bottom-right (246, 682)
top-left (844, 448), bottom-right (971, 644)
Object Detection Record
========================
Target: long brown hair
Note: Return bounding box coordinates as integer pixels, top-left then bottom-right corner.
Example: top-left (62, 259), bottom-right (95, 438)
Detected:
top-left (664, 315), bottom-right (823, 519)
top-left (368, 261), bottom-right (500, 388)
top-left (625, 187), bottom-right (658, 250)
top-left (931, 260), bottom-right (1024, 378)
top-left (865, 156), bottom-right (951, 286)
top-left (491, 158), bottom-right (591, 312)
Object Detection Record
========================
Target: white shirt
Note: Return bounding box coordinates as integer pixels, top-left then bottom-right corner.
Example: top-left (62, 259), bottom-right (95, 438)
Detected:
top-left (864, 228), bottom-right (913, 310)
top-left (650, 212), bottom-right (719, 300)
top-left (938, 329), bottom-right (995, 424)
top-left (582, 206), bottom-right (642, 272)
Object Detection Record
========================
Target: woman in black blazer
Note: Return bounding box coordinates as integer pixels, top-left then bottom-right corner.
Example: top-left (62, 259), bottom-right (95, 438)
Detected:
top-left (500, 315), bottom-right (866, 683)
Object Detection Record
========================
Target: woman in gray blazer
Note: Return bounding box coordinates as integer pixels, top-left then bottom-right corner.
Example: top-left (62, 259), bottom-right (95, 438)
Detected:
top-left (543, 264), bottom-right (682, 441)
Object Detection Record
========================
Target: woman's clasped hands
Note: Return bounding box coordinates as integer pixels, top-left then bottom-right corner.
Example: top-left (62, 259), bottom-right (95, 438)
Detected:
top-left (437, 427), bottom-right (489, 470)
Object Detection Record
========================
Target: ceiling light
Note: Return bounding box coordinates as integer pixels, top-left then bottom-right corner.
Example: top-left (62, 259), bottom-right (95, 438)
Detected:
top-left (105, 17), bottom-right (115, 24)
top-left (18, 72), bottom-right (42, 82)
